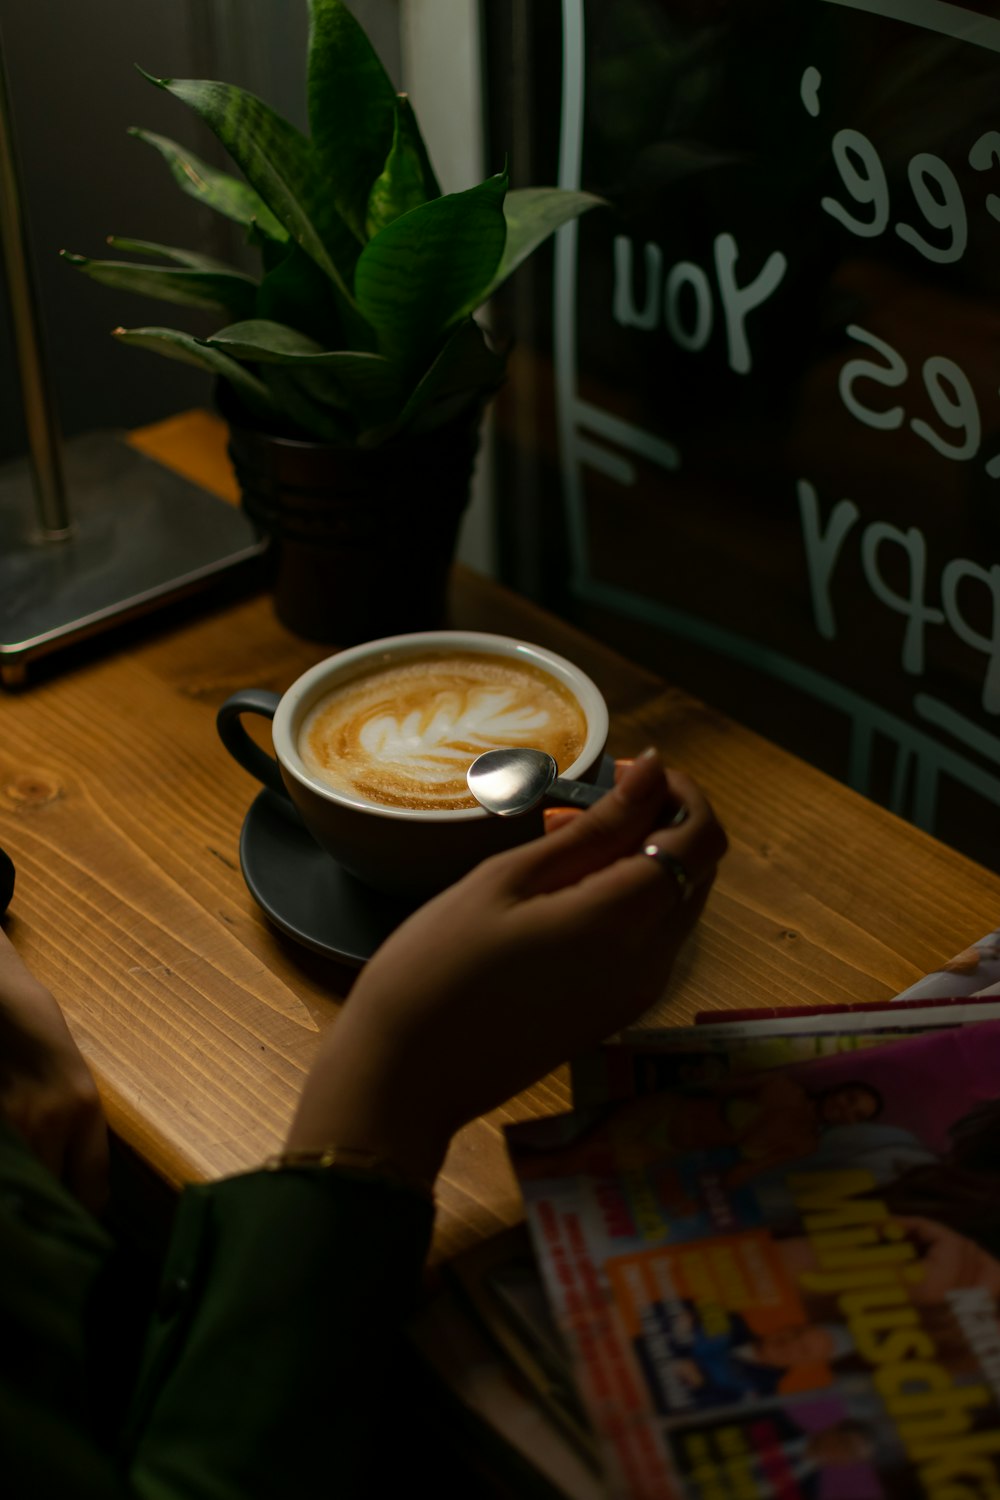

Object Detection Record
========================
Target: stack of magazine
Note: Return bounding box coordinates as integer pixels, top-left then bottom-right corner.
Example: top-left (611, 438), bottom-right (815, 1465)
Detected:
top-left (412, 925), bottom-right (1000, 1498)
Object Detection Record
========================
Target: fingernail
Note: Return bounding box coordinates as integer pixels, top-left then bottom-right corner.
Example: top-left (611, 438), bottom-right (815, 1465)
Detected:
top-left (617, 746), bottom-right (661, 804)
top-left (544, 807), bottom-right (579, 833)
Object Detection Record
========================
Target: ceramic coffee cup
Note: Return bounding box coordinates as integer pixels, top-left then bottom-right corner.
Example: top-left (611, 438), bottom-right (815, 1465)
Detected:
top-left (216, 629), bottom-right (609, 898)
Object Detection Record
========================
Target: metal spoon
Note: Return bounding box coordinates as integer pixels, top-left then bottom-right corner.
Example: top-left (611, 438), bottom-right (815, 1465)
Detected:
top-left (466, 747), bottom-right (607, 817)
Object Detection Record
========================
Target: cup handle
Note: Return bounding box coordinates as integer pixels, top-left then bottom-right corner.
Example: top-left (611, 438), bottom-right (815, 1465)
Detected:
top-left (217, 690), bottom-right (287, 799)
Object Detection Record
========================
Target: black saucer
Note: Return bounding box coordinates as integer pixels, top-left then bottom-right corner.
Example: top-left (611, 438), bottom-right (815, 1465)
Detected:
top-left (239, 755), bottom-right (617, 966)
top-left (240, 791), bottom-right (417, 965)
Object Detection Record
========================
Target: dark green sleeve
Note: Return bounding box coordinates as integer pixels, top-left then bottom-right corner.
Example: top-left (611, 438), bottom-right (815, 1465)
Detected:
top-left (0, 1122), bottom-right (131, 1500)
top-left (0, 1118), bottom-right (433, 1500)
top-left (123, 1167), bottom-right (434, 1500)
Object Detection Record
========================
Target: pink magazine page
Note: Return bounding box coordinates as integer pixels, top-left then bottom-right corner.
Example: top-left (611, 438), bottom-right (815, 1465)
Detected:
top-left (508, 1021), bottom-right (1000, 1499)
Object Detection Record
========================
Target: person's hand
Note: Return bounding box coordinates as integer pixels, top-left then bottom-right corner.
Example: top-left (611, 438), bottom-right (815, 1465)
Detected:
top-left (286, 750), bottom-right (727, 1183)
top-left (0, 928), bottom-right (108, 1212)
top-left (893, 1215), bottom-right (1000, 1302)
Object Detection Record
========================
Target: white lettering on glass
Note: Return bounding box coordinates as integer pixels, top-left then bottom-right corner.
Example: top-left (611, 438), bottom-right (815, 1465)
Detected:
top-left (798, 479), bottom-right (1000, 715)
top-left (664, 261), bottom-right (713, 351)
top-left (713, 233), bottom-right (787, 374)
top-left (912, 357), bottom-right (980, 460)
top-left (612, 235), bottom-right (661, 330)
top-left (797, 481), bottom-right (859, 641)
top-left (860, 523), bottom-right (944, 676)
top-left (609, 232), bottom-right (784, 373)
top-left (968, 130), bottom-right (1000, 223)
top-left (815, 94), bottom-right (994, 268)
top-left (800, 65), bottom-right (822, 117)
top-left (838, 327), bottom-right (994, 472)
top-left (941, 560), bottom-right (1000, 713)
top-left (838, 325), bottom-right (906, 430)
top-left (896, 153), bottom-right (968, 263)
top-left (822, 129), bottom-right (890, 237)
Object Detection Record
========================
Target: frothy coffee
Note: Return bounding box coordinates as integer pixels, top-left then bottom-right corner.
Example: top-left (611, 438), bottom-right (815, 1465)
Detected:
top-left (299, 650), bottom-right (588, 810)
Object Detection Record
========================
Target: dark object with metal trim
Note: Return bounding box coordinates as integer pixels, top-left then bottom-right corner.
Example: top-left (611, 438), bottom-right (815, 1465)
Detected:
top-left (0, 845), bottom-right (14, 914)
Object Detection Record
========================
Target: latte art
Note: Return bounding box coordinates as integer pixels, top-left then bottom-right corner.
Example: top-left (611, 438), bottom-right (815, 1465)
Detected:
top-left (299, 651), bottom-right (588, 810)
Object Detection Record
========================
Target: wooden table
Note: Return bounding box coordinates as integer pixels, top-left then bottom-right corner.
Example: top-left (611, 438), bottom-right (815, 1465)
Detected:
top-left (3, 412), bottom-right (1000, 1263)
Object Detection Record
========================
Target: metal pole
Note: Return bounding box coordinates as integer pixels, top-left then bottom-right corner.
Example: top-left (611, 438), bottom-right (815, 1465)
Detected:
top-left (0, 22), bottom-right (72, 540)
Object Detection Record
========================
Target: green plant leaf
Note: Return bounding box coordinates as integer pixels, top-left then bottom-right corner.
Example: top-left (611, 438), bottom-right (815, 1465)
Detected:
top-left (483, 187), bottom-right (606, 301)
top-left (354, 170), bottom-right (508, 364)
top-left (277, 366), bottom-right (354, 412)
top-left (260, 365), bottom-right (354, 443)
top-left (254, 240), bottom-right (348, 350)
top-left (365, 97), bottom-right (433, 238)
top-left (395, 93), bottom-right (441, 202)
top-left (129, 128), bottom-right (288, 242)
top-left (396, 317), bottom-right (506, 433)
top-left (140, 71), bottom-right (359, 307)
top-left (246, 218), bottom-right (295, 276)
top-left (202, 320), bottom-right (401, 405)
top-left (112, 325), bottom-right (274, 418)
top-left (106, 236), bottom-right (246, 275)
top-left (203, 319), bottom-right (328, 361)
top-left (306, 0), bottom-right (398, 243)
top-left (62, 252), bottom-right (257, 318)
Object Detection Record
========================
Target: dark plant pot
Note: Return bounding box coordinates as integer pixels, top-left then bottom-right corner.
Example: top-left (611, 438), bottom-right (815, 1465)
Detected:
top-left (221, 389), bottom-right (482, 645)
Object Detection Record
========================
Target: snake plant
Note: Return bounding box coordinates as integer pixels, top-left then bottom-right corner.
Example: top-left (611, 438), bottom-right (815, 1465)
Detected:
top-left (64, 0), bottom-right (602, 447)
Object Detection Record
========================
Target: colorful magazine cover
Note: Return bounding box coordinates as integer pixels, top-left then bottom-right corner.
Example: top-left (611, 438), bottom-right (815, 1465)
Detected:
top-left (571, 999), bottom-right (1000, 1108)
top-left (507, 1021), bottom-right (1000, 1499)
top-left (891, 925), bottom-right (1000, 1001)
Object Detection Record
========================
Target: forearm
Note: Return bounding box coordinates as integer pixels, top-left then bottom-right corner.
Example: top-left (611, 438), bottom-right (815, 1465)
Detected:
top-left (283, 1002), bottom-right (451, 1191)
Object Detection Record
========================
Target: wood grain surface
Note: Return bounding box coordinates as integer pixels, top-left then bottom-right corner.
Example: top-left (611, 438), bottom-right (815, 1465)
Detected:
top-left (2, 412), bottom-right (999, 1263)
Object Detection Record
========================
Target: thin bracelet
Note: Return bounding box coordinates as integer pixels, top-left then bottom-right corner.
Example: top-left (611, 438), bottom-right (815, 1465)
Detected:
top-left (264, 1144), bottom-right (435, 1202)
